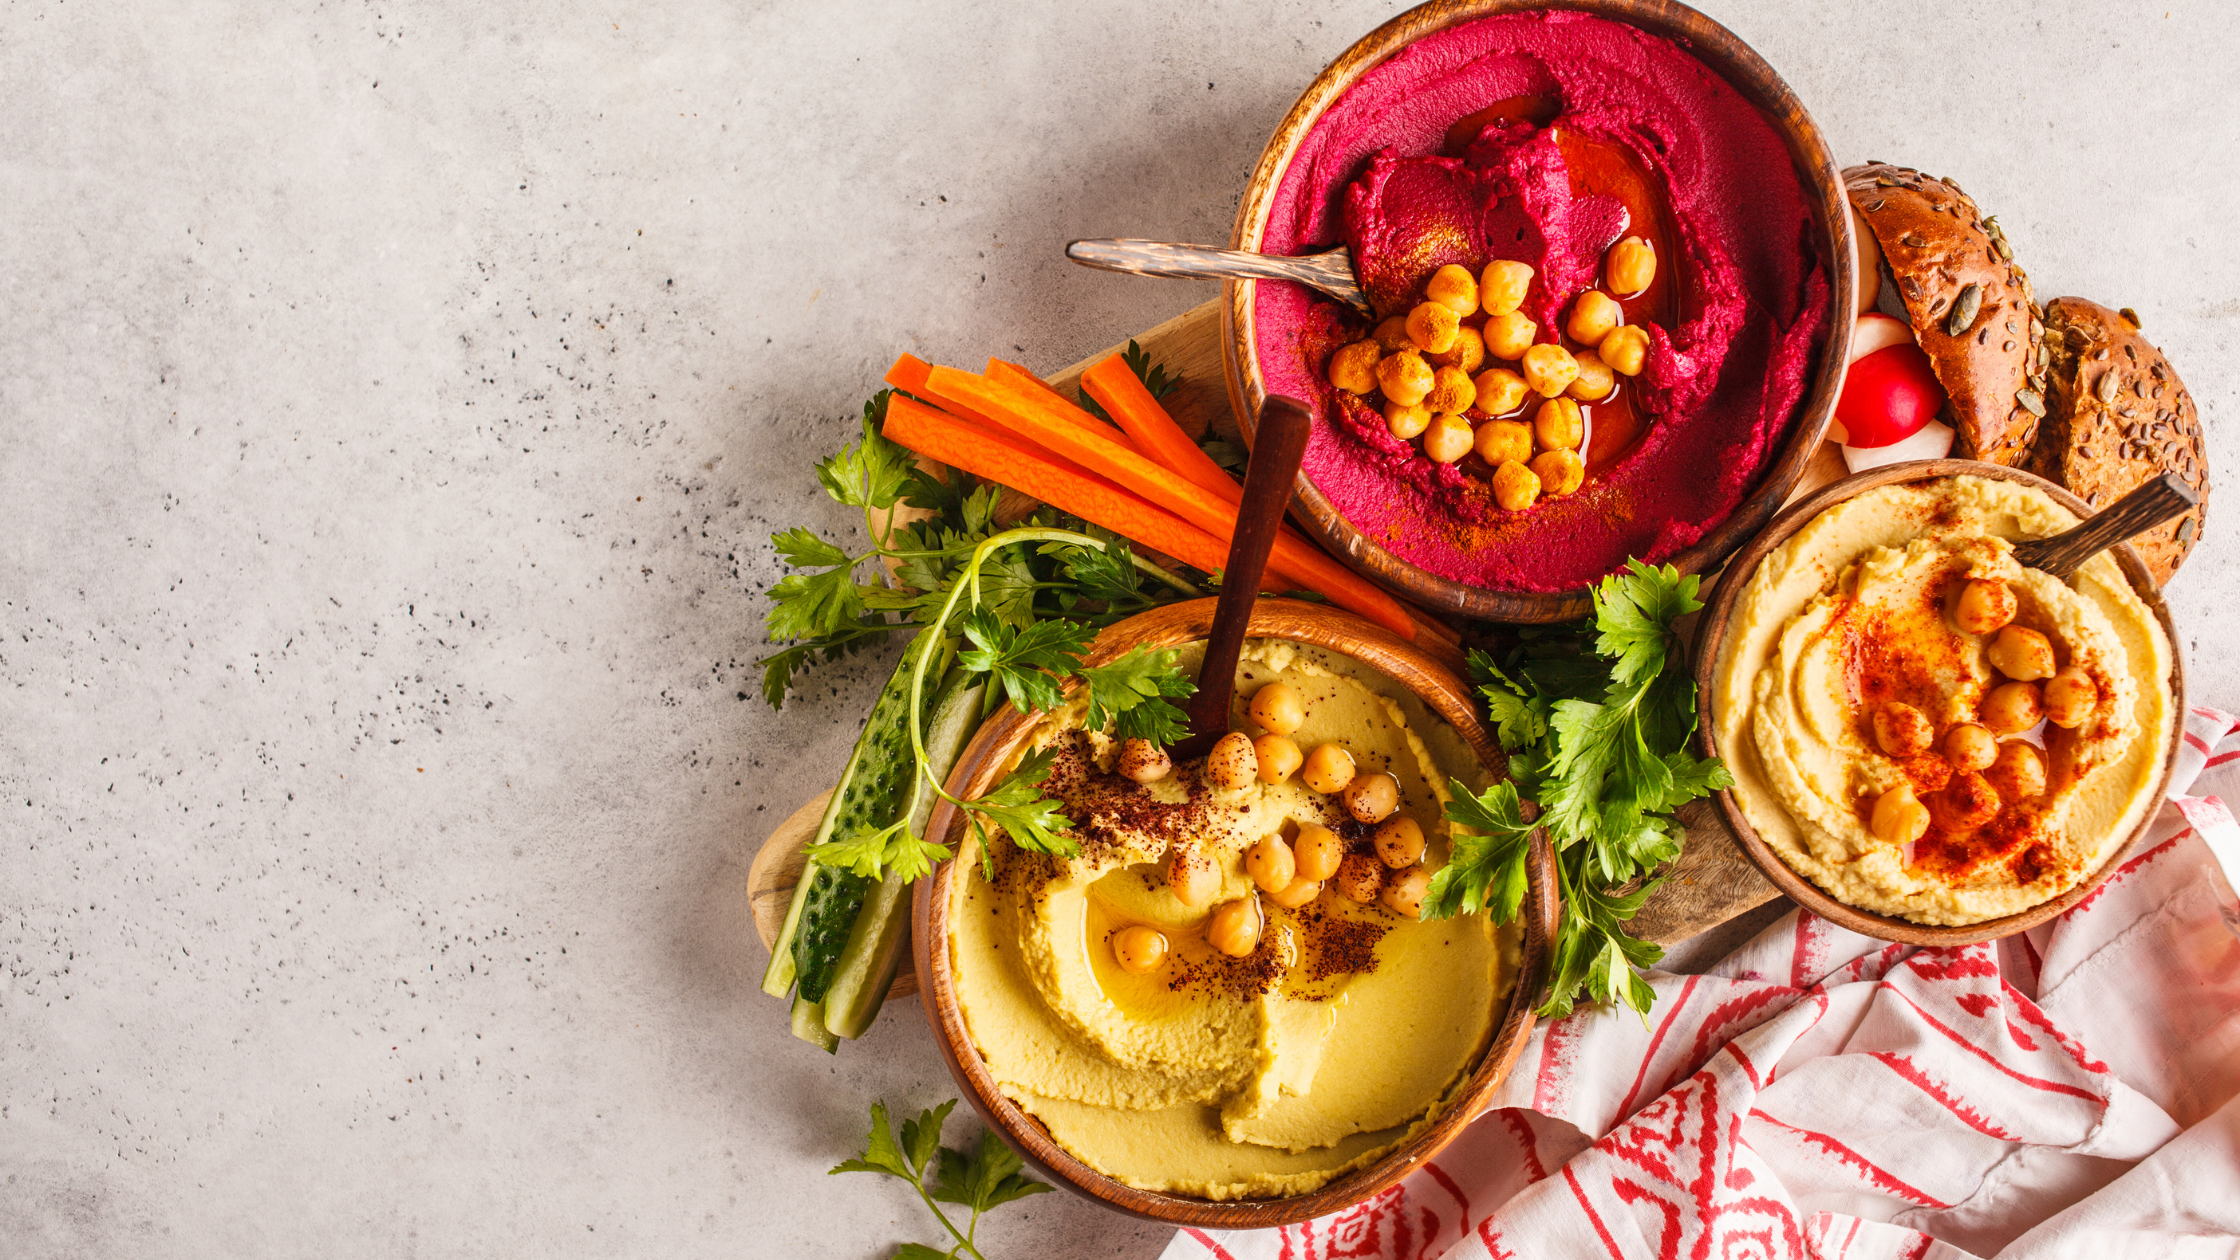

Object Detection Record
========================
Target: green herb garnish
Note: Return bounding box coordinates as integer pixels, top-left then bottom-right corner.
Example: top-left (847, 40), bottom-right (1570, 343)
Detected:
top-left (833, 1098), bottom-right (1050, 1260)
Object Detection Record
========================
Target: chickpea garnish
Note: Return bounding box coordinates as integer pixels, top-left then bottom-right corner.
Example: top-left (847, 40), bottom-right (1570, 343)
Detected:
top-left (1870, 783), bottom-right (1930, 847)
top-left (1249, 681), bottom-right (1306, 735)
top-left (1474, 418), bottom-right (1533, 466)
top-left (1166, 845), bottom-right (1221, 909)
top-left (1205, 731), bottom-right (1259, 789)
top-left (1334, 852), bottom-right (1385, 903)
top-left (1112, 924), bottom-right (1168, 974)
top-left (1954, 578), bottom-right (2017, 636)
top-left (1873, 701), bottom-right (1935, 759)
top-left (1269, 877), bottom-right (1323, 910)
top-left (1384, 400), bottom-right (1432, 440)
top-left (1373, 815), bottom-right (1425, 868)
top-left (1302, 743), bottom-right (1356, 794)
top-left (1600, 324), bottom-right (1652, 376)
top-left (1566, 290), bottom-right (1622, 346)
top-left (1471, 367), bottom-right (1529, 417)
top-left (1932, 771), bottom-right (2001, 830)
top-left (1377, 350), bottom-right (1435, 407)
top-left (1492, 460), bottom-right (1541, 511)
top-left (1293, 824), bottom-right (1343, 882)
top-left (1406, 301), bottom-right (1461, 355)
top-left (1380, 866), bottom-right (1431, 918)
top-left (1425, 365), bottom-right (1477, 416)
top-left (2043, 667), bottom-right (2098, 729)
top-left (1533, 397), bottom-right (1584, 451)
top-left (1480, 260), bottom-right (1534, 317)
top-left (1425, 263), bottom-right (1480, 316)
top-left (1980, 681), bottom-right (2044, 736)
top-left (1567, 351), bottom-right (1616, 402)
top-left (1116, 737), bottom-right (1172, 784)
top-left (1253, 734), bottom-right (1302, 783)
top-left (1423, 413), bottom-right (1475, 463)
top-left (1987, 626), bottom-right (2056, 681)
top-left (1521, 343), bottom-right (1580, 398)
top-left (1372, 315), bottom-right (1415, 353)
top-left (1944, 723), bottom-right (1998, 774)
top-left (1342, 772), bottom-right (1400, 824)
top-left (1607, 234), bottom-right (1657, 296)
top-left (1428, 324), bottom-right (1486, 375)
top-left (1531, 449), bottom-right (1586, 497)
top-left (1985, 742), bottom-right (2047, 803)
top-left (1484, 311), bottom-right (1538, 360)
top-left (1207, 896), bottom-right (1263, 957)
top-left (1329, 340), bottom-right (1382, 394)
top-left (1245, 833), bottom-right (1298, 895)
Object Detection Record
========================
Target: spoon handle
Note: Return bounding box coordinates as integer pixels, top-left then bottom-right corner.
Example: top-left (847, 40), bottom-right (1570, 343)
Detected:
top-left (2013, 471), bottom-right (2199, 582)
top-left (1066, 239), bottom-right (1372, 317)
top-left (1173, 397), bottom-right (1315, 760)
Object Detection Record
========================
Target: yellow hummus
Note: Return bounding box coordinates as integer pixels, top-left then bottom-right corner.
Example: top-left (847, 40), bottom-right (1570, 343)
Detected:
top-left (948, 639), bottom-right (1517, 1200)
top-left (1714, 476), bottom-right (2173, 925)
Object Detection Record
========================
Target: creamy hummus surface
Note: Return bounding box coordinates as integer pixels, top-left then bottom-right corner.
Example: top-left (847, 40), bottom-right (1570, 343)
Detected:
top-left (947, 640), bottom-right (1516, 1200)
top-left (1256, 10), bottom-right (1829, 593)
top-left (1714, 477), bottom-right (2173, 925)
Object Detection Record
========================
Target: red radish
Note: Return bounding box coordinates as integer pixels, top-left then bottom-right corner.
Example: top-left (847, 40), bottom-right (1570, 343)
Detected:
top-left (1832, 342), bottom-right (1943, 447)
top-left (1846, 312), bottom-right (1912, 366)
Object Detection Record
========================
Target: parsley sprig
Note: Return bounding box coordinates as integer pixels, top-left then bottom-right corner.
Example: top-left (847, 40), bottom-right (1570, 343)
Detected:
top-left (832, 1098), bottom-right (1050, 1260)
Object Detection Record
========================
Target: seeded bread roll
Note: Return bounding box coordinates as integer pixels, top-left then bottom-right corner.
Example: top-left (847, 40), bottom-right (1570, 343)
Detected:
top-left (1844, 163), bottom-right (2046, 464)
top-left (2030, 298), bottom-right (2207, 584)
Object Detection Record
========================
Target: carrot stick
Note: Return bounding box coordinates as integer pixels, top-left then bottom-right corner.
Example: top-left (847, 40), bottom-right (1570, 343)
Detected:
top-left (1081, 355), bottom-right (1240, 503)
top-left (925, 365), bottom-right (1417, 640)
top-left (985, 359), bottom-right (1144, 455)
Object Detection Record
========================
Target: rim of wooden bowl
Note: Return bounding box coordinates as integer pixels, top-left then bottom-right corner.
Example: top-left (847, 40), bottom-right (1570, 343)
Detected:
top-left (1220, 0), bottom-right (1857, 624)
top-left (1691, 458), bottom-right (2189, 947)
top-left (911, 597), bottom-right (1559, 1227)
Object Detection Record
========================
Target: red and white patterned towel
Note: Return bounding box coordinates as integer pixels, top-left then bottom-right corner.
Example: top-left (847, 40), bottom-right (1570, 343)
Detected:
top-left (1167, 707), bottom-right (2240, 1260)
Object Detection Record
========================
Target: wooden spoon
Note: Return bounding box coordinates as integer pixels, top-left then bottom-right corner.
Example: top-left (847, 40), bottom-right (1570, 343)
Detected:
top-left (2012, 472), bottom-right (2199, 582)
top-left (1065, 239), bottom-right (1374, 320)
top-left (1169, 396), bottom-right (1315, 761)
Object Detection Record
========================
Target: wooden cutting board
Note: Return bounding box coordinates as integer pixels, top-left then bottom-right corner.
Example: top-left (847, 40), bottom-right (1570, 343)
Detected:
top-left (750, 299), bottom-right (1850, 991)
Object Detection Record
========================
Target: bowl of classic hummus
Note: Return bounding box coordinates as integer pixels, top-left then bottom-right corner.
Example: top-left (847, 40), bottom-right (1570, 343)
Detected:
top-left (1700, 462), bottom-right (2184, 943)
top-left (1223, 0), bottom-right (1852, 621)
top-left (911, 598), bottom-right (1556, 1225)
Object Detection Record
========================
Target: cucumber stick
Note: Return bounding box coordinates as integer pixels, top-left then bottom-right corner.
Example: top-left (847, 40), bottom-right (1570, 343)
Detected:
top-left (821, 673), bottom-right (987, 1041)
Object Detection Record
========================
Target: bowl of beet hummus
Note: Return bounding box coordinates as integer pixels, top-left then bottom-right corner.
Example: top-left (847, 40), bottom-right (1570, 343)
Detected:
top-left (1222, 0), bottom-right (1855, 621)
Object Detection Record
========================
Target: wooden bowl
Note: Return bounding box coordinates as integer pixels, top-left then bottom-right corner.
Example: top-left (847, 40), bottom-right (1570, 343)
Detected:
top-left (912, 597), bottom-right (1559, 1226)
top-left (1693, 459), bottom-right (2187, 947)
top-left (1221, 0), bottom-right (1856, 623)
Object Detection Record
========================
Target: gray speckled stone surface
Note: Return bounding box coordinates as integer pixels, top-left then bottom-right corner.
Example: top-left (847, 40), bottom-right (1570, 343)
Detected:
top-left (2, 2), bottom-right (2232, 1255)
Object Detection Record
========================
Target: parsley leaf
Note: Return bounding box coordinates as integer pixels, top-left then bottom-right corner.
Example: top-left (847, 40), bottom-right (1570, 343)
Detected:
top-left (833, 1097), bottom-right (1045, 1260)
top-left (1425, 781), bottom-right (1535, 921)
top-left (958, 610), bottom-right (1093, 715)
top-left (966, 748), bottom-right (1079, 878)
top-left (815, 394), bottom-right (914, 511)
top-left (1078, 645), bottom-right (1195, 746)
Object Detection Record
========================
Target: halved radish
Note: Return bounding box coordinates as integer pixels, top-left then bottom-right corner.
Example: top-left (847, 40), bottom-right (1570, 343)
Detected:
top-left (1846, 312), bottom-right (1912, 366)
top-left (1842, 420), bottom-right (1954, 474)
top-left (1832, 341), bottom-right (1943, 447)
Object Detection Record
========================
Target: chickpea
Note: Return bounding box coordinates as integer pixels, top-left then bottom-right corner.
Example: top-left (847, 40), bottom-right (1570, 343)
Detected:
top-left (1521, 343), bottom-right (1580, 398)
top-left (1253, 734), bottom-right (1303, 783)
top-left (1531, 449), bottom-right (1586, 497)
top-left (1873, 701), bottom-right (1935, 758)
top-left (1471, 367), bottom-right (1529, 417)
top-left (1269, 877), bottom-right (1323, 910)
top-left (1343, 772), bottom-right (1400, 824)
top-left (1117, 738), bottom-right (1171, 784)
top-left (1480, 260), bottom-right (1534, 317)
top-left (1484, 311), bottom-right (1538, 360)
top-left (1987, 626), bottom-right (2056, 681)
top-left (1248, 681), bottom-right (1306, 735)
top-left (1869, 783), bottom-right (1931, 847)
top-left (1112, 924), bottom-right (1169, 974)
top-left (1385, 400), bottom-right (1432, 440)
top-left (2043, 667), bottom-right (2098, 729)
top-left (1373, 315), bottom-right (1416, 353)
top-left (1425, 263), bottom-right (1480, 316)
top-left (1985, 742), bottom-right (2047, 803)
top-left (1980, 681), bottom-right (2044, 736)
top-left (1166, 844), bottom-right (1222, 909)
top-left (1425, 365), bottom-right (1478, 416)
top-left (1533, 397), bottom-right (1584, 451)
top-left (1205, 730), bottom-right (1258, 789)
top-left (1600, 324), bottom-right (1652, 376)
top-left (1334, 852), bottom-right (1386, 904)
top-left (1428, 324), bottom-right (1486, 374)
top-left (1376, 350), bottom-right (1435, 407)
top-left (1302, 743), bottom-right (1356, 794)
top-left (1380, 865), bottom-right (1432, 918)
top-left (1607, 234), bottom-right (1657, 296)
top-left (1245, 833), bottom-right (1298, 895)
top-left (1474, 418), bottom-right (1533, 466)
top-left (1567, 351), bottom-right (1616, 402)
top-left (1566, 290), bottom-right (1623, 346)
top-left (1944, 723), bottom-right (1999, 774)
top-left (1293, 824), bottom-right (1343, 881)
top-left (1954, 578), bottom-right (2018, 636)
top-left (1373, 815), bottom-right (1426, 869)
top-left (1328, 340), bottom-right (1382, 394)
top-left (1406, 301), bottom-right (1461, 355)
top-left (1207, 896), bottom-right (1263, 958)
top-left (1492, 460), bottom-right (1542, 512)
top-left (1422, 413), bottom-right (1475, 463)
top-left (1932, 771), bottom-right (2002, 830)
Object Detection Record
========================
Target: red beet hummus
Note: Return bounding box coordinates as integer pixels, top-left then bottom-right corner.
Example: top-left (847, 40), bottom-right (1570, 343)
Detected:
top-left (1254, 9), bottom-right (1829, 594)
